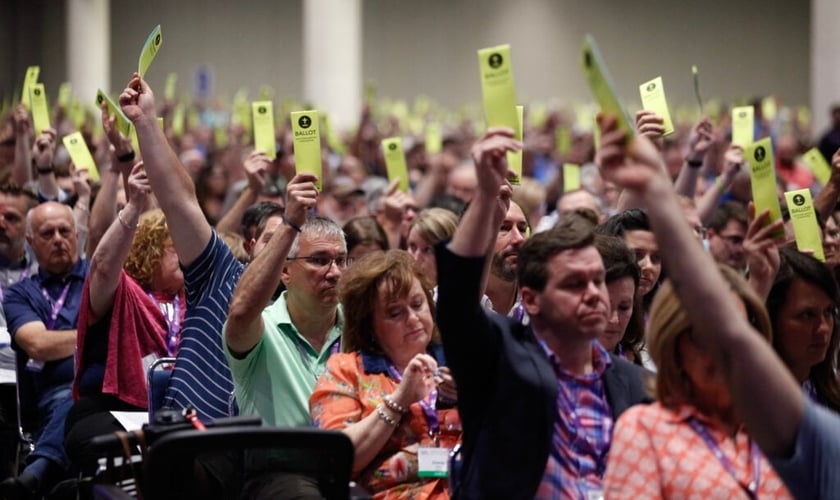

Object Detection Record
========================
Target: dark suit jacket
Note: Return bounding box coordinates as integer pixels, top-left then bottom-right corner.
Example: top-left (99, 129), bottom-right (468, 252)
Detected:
top-left (435, 245), bottom-right (650, 500)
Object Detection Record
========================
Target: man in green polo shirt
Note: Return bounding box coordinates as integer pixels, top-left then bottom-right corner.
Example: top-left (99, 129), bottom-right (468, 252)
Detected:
top-left (225, 173), bottom-right (346, 428)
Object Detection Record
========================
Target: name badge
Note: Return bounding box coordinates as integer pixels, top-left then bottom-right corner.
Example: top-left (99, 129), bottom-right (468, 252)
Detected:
top-left (586, 490), bottom-right (604, 500)
top-left (417, 446), bottom-right (450, 478)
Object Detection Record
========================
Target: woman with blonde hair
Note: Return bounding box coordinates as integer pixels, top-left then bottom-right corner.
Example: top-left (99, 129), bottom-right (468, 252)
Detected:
top-left (310, 250), bottom-right (460, 499)
top-left (598, 114), bottom-right (791, 499)
top-left (406, 208), bottom-right (457, 287)
top-left (64, 164), bottom-right (186, 473)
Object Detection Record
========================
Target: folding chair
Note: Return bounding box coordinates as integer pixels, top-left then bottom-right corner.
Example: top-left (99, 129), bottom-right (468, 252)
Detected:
top-left (146, 357), bottom-right (175, 422)
top-left (143, 427), bottom-right (354, 500)
top-left (13, 356), bottom-right (35, 474)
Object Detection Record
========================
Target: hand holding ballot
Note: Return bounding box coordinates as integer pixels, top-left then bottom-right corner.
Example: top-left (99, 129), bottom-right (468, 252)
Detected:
top-left (596, 113), bottom-right (668, 193)
top-left (119, 73), bottom-right (158, 124)
top-left (634, 110), bottom-right (666, 142)
top-left (686, 117), bottom-right (714, 164)
top-left (31, 128), bottom-right (57, 169)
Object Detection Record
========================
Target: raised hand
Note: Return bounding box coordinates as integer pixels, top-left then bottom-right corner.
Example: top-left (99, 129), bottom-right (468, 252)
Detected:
top-left (744, 203), bottom-right (783, 300)
top-left (284, 173), bottom-right (319, 229)
top-left (597, 114), bottom-right (667, 193)
top-left (686, 117), bottom-right (714, 163)
top-left (470, 127), bottom-right (521, 198)
top-left (244, 150), bottom-right (270, 194)
top-left (119, 73), bottom-right (157, 123)
top-left (31, 129), bottom-right (57, 168)
top-left (101, 103), bottom-right (133, 158)
top-left (12, 104), bottom-right (32, 137)
top-left (635, 110), bottom-right (666, 142)
top-left (125, 162), bottom-right (152, 211)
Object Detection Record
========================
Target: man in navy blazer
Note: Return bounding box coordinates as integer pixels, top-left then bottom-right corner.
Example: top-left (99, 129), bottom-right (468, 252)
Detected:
top-left (436, 127), bottom-right (649, 499)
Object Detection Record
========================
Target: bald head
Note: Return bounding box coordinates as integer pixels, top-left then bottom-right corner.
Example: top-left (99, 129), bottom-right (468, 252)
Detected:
top-left (26, 202), bottom-right (78, 275)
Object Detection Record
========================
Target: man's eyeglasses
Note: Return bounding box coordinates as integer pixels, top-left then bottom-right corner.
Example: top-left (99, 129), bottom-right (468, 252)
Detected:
top-left (287, 254), bottom-right (350, 269)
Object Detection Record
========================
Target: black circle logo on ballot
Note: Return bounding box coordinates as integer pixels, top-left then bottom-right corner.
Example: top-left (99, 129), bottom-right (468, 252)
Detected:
top-left (258, 106), bottom-right (267, 115)
top-left (388, 143), bottom-right (397, 151)
top-left (70, 138), bottom-right (78, 145)
top-left (298, 115), bottom-right (312, 129)
top-left (793, 194), bottom-right (806, 206)
top-left (754, 146), bottom-right (766, 162)
top-left (97, 95), bottom-right (103, 105)
top-left (646, 83), bottom-right (656, 92)
top-left (33, 88), bottom-right (41, 96)
top-left (488, 53), bottom-right (503, 69)
top-left (155, 34), bottom-right (161, 46)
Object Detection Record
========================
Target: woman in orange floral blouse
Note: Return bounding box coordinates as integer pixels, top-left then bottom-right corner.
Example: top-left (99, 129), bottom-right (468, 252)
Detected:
top-left (310, 250), bottom-right (461, 499)
top-left (603, 265), bottom-right (792, 499)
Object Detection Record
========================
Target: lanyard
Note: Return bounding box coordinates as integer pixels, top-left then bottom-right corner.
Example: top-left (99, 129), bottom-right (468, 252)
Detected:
top-left (147, 292), bottom-right (182, 356)
top-left (687, 417), bottom-right (760, 499)
top-left (387, 363), bottom-right (440, 437)
top-left (40, 282), bottom-right (71, 330)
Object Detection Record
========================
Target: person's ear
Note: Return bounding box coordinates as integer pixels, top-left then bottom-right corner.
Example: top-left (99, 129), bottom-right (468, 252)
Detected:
top-left (520, 286), bottom-right (540, 316)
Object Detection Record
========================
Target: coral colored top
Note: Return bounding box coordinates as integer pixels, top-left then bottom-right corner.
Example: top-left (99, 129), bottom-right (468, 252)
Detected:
top-left (604, 402), bottom-right (792, 499)
top-left (310, 350), bottom-right (462, 500)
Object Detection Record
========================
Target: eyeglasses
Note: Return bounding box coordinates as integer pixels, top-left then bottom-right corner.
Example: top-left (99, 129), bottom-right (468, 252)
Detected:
top-left (287, 254), bottom-right (350, 269)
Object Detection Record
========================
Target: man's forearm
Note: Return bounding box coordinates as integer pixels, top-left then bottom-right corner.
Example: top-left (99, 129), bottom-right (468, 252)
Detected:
top-left (225, 223), bottom-right (297, 354)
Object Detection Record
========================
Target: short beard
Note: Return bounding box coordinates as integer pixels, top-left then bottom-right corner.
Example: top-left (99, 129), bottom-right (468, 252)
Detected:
top-left (491, 252), bottom-right (517, 282)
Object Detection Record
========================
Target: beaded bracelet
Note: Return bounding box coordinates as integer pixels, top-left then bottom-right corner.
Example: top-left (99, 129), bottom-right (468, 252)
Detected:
top-left (375, 404), bottom-right (399, 427)
top-left (383, 395), bottom-right (408, 414)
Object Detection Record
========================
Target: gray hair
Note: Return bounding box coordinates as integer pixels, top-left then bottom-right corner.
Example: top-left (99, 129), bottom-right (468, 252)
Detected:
top-left (287, 215), bottom-right (347, 258)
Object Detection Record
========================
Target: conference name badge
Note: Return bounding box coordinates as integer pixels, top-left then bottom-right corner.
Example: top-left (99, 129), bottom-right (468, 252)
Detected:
top-left (417, 447), bottom-right (449, 478)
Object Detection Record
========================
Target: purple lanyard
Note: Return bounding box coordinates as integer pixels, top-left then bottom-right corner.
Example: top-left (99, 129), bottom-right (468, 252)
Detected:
top-left (687, 417), bottom-right (760, 499)
top-left (40, 282), bottom-right (71, 330)
top-left (0, 266), bottom-right (32, 303)
top-left (148, 293), bottom-right (182, 356)
top-left (387, 362), bottom-right (440, 436)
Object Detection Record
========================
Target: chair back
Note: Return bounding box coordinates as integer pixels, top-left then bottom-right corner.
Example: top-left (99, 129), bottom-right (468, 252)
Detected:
top-left (143, 426), bottom-right (354, 500)
top-left (146, 357), bottom-right (175, 421)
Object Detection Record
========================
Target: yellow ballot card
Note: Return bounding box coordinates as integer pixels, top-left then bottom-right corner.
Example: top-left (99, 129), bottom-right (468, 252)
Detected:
top-left (21, 66), bottom-right (39, 110)
top-left (138, 25), bottom-right (163, 77)
top-left (291, 110), bottom-right (322, 189)
top-left (593, 114), bottom-right (602, 151)
top-left (164, 73), bottom-right (178, 101)
top-left (29, 84), bottom-right (50, 134)
top-left (745, 138), bottom-right (784, 239)
top-left (425, 123), bottom-right (442, 155)
top-left (802, 147), bottom-right (832, 186)
top-left (784, 189), bottom-right (824, 261)
top-left (63, 132), bottom-right (99, 182)
top-left (96, 89), bottom-right (131, 136)
top-left (581, 35), bottom-right (634, 137)
top-left (762, 96), bottom-right (778, 122)
top-left (731, 106), bottom-right (754, 147)
top-left (172, 104), bottom-right (186, 138)
top-left (556, 128), bottom-right (571, 156)
top-left (157, 117), bottom-right (164, 130)
top-left (57, 83), bottom-right (73, 110)
top-left (252, 101), bottom-right (276, 160)
top-left (478, 44), bottom-right (519, 136)
top-left (382, 137), bottom-right (409, 193)
top-left (563, 164), bottom-right (581, 192)
top-left (639, 76), bottom-right (675, 136)
top-left (506, 105), bottom-right (524, 185)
